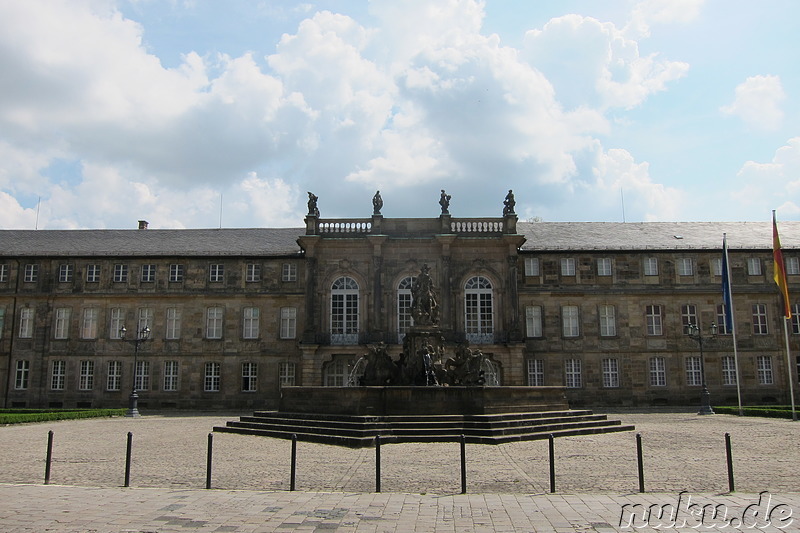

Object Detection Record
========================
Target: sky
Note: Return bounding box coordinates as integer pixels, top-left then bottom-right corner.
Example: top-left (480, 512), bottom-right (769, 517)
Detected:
top-left (0, 0), bottom-right (798, 230)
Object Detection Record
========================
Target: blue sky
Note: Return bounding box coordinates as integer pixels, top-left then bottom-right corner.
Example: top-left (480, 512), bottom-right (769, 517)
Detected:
top-left (0, 0), bottom-right (798, 229)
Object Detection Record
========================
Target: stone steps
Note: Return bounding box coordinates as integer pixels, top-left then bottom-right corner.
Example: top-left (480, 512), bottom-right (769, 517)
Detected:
top-left (213, 410), bottom-right (635, 448)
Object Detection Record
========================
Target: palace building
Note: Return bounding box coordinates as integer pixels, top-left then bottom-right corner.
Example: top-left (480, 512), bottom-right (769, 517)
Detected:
top-left (1, 193), bottom-right (798, 411)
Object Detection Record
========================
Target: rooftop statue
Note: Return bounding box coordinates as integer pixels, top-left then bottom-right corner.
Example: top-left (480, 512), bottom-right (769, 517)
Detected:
top-left (373, 190), bottom-right (383, 215)
top-left (503, 189), bottom-right (515, 215)
top-left (307, 192), bottom-right (320, 217)
top-left (439, 189), bottom-right (451, 215)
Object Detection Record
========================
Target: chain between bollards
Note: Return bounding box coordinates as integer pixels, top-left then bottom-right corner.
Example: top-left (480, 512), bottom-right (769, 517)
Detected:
top-left (44, 430), bottom-right (53, 485)
top-left (460, 434), bottom-right (467, 494)
top-left (290, 434), bottom-right (297, 492)
top-left (375, 435), bottom-right (381, 493)
top-left (206, 433), bottom-right (213, 490)
top-left (548, 434), bottom-right (555, 493)
top-left (725, 432), bottom-right (735, 493)
top-left (124, 431), bottom-right (133, 487)
top-left (636, 433), bottom-right (645, 493)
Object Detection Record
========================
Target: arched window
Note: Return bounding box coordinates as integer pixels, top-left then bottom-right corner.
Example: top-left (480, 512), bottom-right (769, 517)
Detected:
top-left (331, 276), bottom-right (359, 344)
top-left (465, 276), bottom-right (493, 344)
top-left (397, 276), bottom-right (415, 343)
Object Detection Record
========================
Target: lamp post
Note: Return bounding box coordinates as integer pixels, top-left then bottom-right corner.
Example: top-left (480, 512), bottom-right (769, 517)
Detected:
top-left (120, 325), bottom-right (150, 418)
top-left (687, 322), bottom-right (717, 415)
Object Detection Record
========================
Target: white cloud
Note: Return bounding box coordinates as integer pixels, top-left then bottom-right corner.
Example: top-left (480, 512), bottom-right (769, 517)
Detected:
top-left (628, 0), bottom-right (705, 38)
top-left (721, 75), bottom-right (785, 131)
top-left (732, 138), bottom-right (800, 216)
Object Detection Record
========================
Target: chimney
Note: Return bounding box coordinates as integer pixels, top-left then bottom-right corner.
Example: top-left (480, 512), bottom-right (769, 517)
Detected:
top-left (138, 220), bottom-right (149, 230)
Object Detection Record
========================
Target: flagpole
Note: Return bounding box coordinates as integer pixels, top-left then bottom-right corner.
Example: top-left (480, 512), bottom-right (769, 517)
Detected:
top-left (783, 317), bottom-right (797, 421)
top-left (722, 233), bottom-right (744, 415)
top-left (773, 211), bottom-right (796, 421)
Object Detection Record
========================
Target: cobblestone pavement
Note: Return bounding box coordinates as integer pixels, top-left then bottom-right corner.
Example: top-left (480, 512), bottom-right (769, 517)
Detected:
top-left (0, 410), bottom-right (797, 531)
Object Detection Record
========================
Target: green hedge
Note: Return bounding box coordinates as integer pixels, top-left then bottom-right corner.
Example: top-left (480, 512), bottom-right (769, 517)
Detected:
top-left (714, 406), bottom-right (798, 419)
top-left (0, 409), bottom-right (126, 424)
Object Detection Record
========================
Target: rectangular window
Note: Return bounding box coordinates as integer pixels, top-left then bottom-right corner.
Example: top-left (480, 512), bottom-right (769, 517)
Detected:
top-left (19, 308), bottom-right (34, 338)
top-left (525, 305), bottom-right (543, 338)
top-left (242, 362), bottom-right (258, 392)
top-left (79, 306), bottom-right (97, 339)
top-left (58, 264), bottom-right (74, 283)
top-left (280, 307), bottom-right (297, 339)
top-left (135, 360), bottom-right (150, 391)
top-left (53, 308), bottom-right (71, 339)
top-left (560, 258), bottom-right (575, 276)
top-left (643, 258), bottom-right (658, 276)
top-left (599, 305), bottom-right (616, 337)
top-left (677, 258), bottom-right (693, 276)
top-left (786, 257), bottom-right (800, 275)
top-left (747, 258), bottom-right (762, 276)
top-left (649, 357), bottom-right (666, 387)
top-left (685, 356), bottom-right (702, 386)
top-left (209, 264), bottom-right (224, 283)
top-left (681, 304), bottom-right (697, 335)
top-left (324, 359), bottom-right (348, 387)
top-left (527, 359), bottom-right (544, 386)
top-left (140, 264), bottom-right (156, 283)
top-left (51, 360), bottom-right (66, 390)
top-left (163, 361), bottom-right (179, 392)
top-left (169, 264), bottom-right (184, 282)
top-left (752, 304), bottom-right (768, 335)
top-left (24, 264), bottom-right (38, 283)
top-left (757, 356), bottom-right (773, 385)
top-left (165, 308), bottom-right (181, 340)
top-left (86, 264), bottom-right (100, 283)
top-left (716, 304), bottom-right (731, 335)
top-left (565, 359), bottom-right (582, 388)
top-left (646, 305), bottom-right (662, 336)
top-left (205, 362), bottom-right (221, 392)
top-left (15, 360), bottom-right (30, 389)
top-left (711, 258), bottom-right (722, 276)
top-left (561, 305), bottom-right (579, 337)
top-left (282, 263), bottom-right (297, 282)
top-left (79, 360), bottom-right (94, 390)
top-left (242, 307), bottom-right (260, 339)
top-left (524, 257), bottom-right (540, 276)
top-left (597, 258), bottom-right (612, 276)
top-left (137, 308), bottom-right (154, 334)
top-left (791, 304), bottom-right (800, 335)
top-left (245, 263), bottom-right (261, 282)
top-left (113, 264), bottom-right (128, 283)
top-left (602, 358), bottom-right (619, 388)
top-left (107, 361), bottom-right (122, 391)
top-left (721, 356), bottom-right (737, 386)
top-left (206, 307), bottom-right (223, 339)
top-left (109, 308), bottom-right (125, 339)
top-left (0, 307), bottom-right (5, 339)
top-left (279, 362), bottom-right (296, 386)
top-left (0, 263), bottom-right (8, 283)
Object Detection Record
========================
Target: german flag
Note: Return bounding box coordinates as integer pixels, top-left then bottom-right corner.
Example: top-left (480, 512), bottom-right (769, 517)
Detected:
top-left (773, 210), bottom-right (792, 318)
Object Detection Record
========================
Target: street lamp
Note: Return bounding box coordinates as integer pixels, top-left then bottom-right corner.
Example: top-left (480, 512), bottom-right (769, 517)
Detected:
top-left (120, 325), bottom-right (150, 417)
top-left (687, 322), bottom-right (717, 416)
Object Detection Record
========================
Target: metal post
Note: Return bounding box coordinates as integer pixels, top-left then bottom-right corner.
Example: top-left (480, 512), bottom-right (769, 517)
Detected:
top-left (375, 435), bottom-right (381, 493)
top-left (206, 433), bottom-right (213, 490)
top-left (290, 434), bottom-right (297, 492)
top-left (44, 430), bottom-right (53, 485)
top-left (548, 434), bottom-right (555, 493)
top-left (725, 433), bottom-right (735, 493)
top-left (460, 435), bottom-right (467, 494)
top-left (124, 432), bottom-right (133, 487)
top-left (636, 433), bottom-right (645, 493)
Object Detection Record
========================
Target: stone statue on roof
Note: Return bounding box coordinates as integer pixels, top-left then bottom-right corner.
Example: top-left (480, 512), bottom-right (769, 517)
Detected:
top-left (503, 189), bottom-right (515, 215)
top-left (439, 190), bottom-right (451, 215)
top-left (307, 192), bottom-right (320, 217)
top-left (373, 190), bottom-right (383, 215)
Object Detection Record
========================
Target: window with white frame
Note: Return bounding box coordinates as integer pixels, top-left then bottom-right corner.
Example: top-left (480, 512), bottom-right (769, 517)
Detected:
top-left (792, 304), bottom-right (800, 335)
top-left (80, 308), bottom-right (98, 340)
top-left (711, 258), bottom-right (722, 276)
top-left (465, 276), bottom-right (494, 344)
top-left (747, 258), bottom-right (762, 276)
top-left (107, 361), bottom-right (122, 391)
top-left (602, 358), bottom-right (619, 388)
top-left (756, 356), bottom-right (773, 385)
top-left (397, 276), bottom-right (415, 343)
top-left (646, 305), bottom-right (662, 336)
top-left (280, 307), bottom-right (297, 339)
top-left (282, 263), bottom-right (297, 282)
top-left (53, 308), bottom-right (71, 339)
top-left (242, 362), bottom-right (258, 392)
top-left (86, 264), bottom-right (100, 283)
top-left (524, 257), bottom-right (540, 276)
top-left (331, 277), bottom-right (359, 344)
top-left (786, 257), bottom-right (800, 275)
top-left (15, 360), bottom-right (30, 389)
top-left (752, 304), bottom-right (768, 335)
top-left (113, 264), bottom-right (128, 283)
top-left (140, 264), bottom-right (156, 283)
top-left (560, 258), bottom-right (576, 276)
top-left (165, 307), bottom-right (181, 340)
top-left (58, 264), bottom-right (74, 283)
top-left (561, 305), bottom-right (579, 337)
top-left (525, 305), bottom-right (543, 338)
top-left (109, 308), bottom-right (124, 339)
top-left (0, 308), bottom-right (4, 339)
top-left (137, 307), bottom-right (153, 334)
top-left (721, 356), bottom-right (737, 386)
top-left (24, 264), bottom-right (38, 283)
top-left (79, 360), bottom-right (94, 390)
top-left (324, 358), bottom-right (349, 386)
top-left (527, 359), bottom-right (544, 386)
top-left (19, 308), bottom-right (34, 338)
top-left (209, 263), bottom-right (224, 283)
top-left (169, 264), bottom-right (184, 282)
top-left (163, 361), bottom-right (179, 391)
top-left (204, 362), bottom-right (221, 392)
top-left (245, 263), bottom-right (261, 282)
top-left (643, 257), bottom-right (658, 276)
top-left (206, 307), bottom-right (224, 339)
top-left (716, 304), bottom-right (731, 335)
top-left (51, 360), bottom-right (66, 390)
top-left (242, 307), bottom-right (260, 339)
top-left (599, 305), bottom-right (616, 337)
top-left (0, 263), bottom-right (8, 283)
top-left (135, 361), bottom-right (150, 391)
top-left (649, 357), bottom-right (666, 386)
top-left (681, 304), bottom-right (697, 335)
top-left (597, 258), bottom-right (612, 276)
top-left (565, 359), bottom-right (582, 388)
top-left (685, 356), bottom-right (702, 386)
top-left (677, 258), bottom-right (693, 276)
top-left (279, 362), bottom-right (296, 386)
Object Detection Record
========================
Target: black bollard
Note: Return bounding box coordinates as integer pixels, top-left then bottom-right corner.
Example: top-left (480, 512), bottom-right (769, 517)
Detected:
top-left (460, 434), bottom-right (467, 494)
top-left (124, 432), bottom-right (133, 487)
top-left (725, 433), bottom-right (735, 493)
top-left (290, 434), bottom-right (297, 492)
top-left (375, 435), bottom-right (381, 493)
top-left (44, 430), bottom-right (53, 485)
top-left (548, 434), bottom-right (555, 493)
top-left (206, 433), bottom-right (213, 490)
top-left (636, 433), bottom-right (645, 493)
